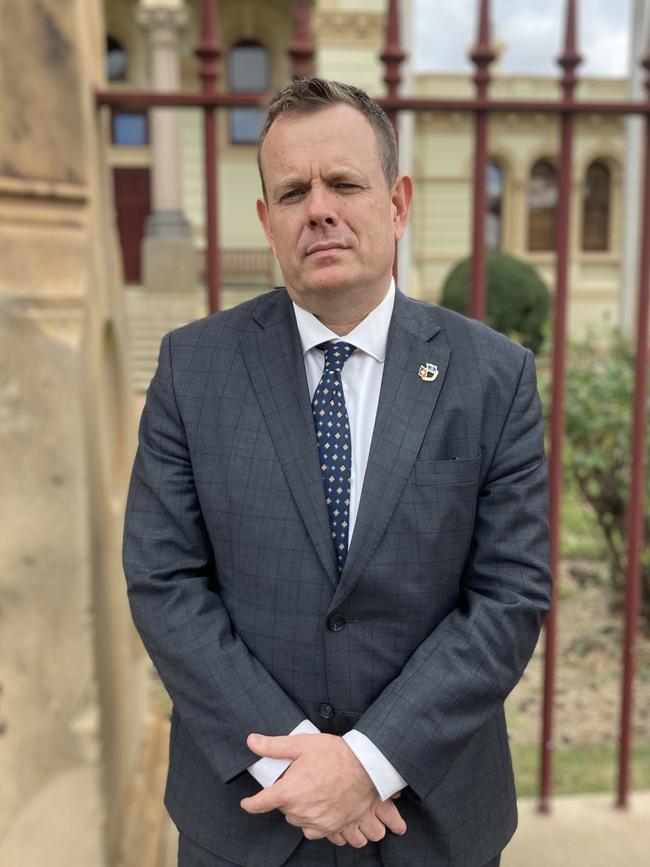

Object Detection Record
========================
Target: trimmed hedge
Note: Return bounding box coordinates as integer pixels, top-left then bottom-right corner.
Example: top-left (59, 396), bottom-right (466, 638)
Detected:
top-left (441, 251), bottom-right (550, 354)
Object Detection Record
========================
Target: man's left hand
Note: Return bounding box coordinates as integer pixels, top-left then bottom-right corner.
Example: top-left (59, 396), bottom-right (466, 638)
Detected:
top-left (240, 732), bottom-right (377, 838)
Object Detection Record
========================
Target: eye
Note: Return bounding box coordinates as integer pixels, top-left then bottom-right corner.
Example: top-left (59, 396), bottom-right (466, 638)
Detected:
top-left (279, 188), bottom-right (305, 202)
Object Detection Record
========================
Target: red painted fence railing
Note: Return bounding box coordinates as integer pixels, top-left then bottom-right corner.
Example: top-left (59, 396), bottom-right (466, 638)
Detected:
top-left (96, 0), bottom-right (649, 813)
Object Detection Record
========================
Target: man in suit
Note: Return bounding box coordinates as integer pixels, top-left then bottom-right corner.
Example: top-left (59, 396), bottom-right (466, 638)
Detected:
top-left (123, 77), bottom-right (550, 867)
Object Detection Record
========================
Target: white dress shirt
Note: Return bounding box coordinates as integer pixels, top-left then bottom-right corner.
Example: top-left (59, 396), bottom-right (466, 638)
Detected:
top-left (248, 279), bottom-right (407, 801)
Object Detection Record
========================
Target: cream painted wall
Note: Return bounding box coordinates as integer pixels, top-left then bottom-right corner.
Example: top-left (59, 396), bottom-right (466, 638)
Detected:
top-left (317, 47), bottom-right (384, 95)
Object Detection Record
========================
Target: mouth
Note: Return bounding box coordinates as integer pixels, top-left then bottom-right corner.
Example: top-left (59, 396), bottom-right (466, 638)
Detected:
top-left (305, 242), bottom-right (349, 257)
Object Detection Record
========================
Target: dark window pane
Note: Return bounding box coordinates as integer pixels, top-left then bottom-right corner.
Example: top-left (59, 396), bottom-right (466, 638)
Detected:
top-left (230, 108), bottom-right (267, 144)
top-left (528, 159), bottom-right (557, 252)
top-left (230, 45), bottom-right (269, 91)
top-left (582, 160), bottom-right (610, 252)
top-left (228, 41), bottom-right (270, 144)
top-left (486, 160), bottom-right (503, 251)
top-left (106, 35), bottom-right (127, 82)
top-left (112, 112), bottom-right (148, 146)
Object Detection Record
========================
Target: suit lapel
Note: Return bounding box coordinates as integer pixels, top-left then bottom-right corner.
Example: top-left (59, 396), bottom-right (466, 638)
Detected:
top-left (241, 291), bottom-right (338, 585)
top-left (330, 291), bottom-right (451, 609)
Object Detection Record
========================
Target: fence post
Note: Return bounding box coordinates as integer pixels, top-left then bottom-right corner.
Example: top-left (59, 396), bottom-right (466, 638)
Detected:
top-left (380, 0), bottom-right (405, 280)
top-left (289, 0), bottom-right (315, 79)
top-left (468, 0), bottom-right (496, 322)
top-left (616, 39), bottom-right (650, 811)
top-left (196, 0), bottom-right (222, 313)
top-left (539, 0), bottom-right (582, 814)
top-left (381, 0), bottom-right (405, 130)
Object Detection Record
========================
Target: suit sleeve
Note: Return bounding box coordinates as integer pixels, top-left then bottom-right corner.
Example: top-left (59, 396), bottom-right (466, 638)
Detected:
top-left (122, 333), bottom-right (306, 784)
top-left (354, 347), bottom-right (551, 800)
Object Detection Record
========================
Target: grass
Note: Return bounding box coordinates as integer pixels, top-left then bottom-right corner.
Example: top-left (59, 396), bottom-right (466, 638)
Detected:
top-left (511, 744), bottom-right (650, 798)
top-left (560, 481), bottom-right (608, 562)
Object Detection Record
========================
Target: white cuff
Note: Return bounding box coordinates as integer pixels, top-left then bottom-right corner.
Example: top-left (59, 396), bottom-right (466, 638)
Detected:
top-left (343, 729), bottom-right (407, 801)
top-left (247, 719), bottom-right (320, 788)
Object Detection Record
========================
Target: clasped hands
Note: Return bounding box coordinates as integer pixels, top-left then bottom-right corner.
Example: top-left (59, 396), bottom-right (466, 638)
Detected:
top-left (240, 733), bottom-right (407, 848)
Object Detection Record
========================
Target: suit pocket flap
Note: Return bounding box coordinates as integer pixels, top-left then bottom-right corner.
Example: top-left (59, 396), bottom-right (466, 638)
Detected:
top-left (414, 455), bottom-right (481, 485)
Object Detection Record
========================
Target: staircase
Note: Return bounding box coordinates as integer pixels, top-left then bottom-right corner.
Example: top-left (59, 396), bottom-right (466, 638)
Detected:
top-left (125, 288), bottom-right (208, 393)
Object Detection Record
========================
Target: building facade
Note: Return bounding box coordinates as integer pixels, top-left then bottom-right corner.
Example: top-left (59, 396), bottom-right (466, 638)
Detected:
top-left (103, 0), bottom-right (627, 380)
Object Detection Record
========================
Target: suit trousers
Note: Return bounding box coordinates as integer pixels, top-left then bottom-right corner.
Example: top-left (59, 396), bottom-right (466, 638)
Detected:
top-left (177, 832), bottom-right (502, 867)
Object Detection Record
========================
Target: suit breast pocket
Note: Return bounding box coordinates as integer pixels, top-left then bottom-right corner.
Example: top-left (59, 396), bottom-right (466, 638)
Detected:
top-left (413, 454), bottom-right (481, 486)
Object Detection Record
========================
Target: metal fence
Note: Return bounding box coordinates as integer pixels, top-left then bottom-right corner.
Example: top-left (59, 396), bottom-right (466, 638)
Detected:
top-left (96, 0), bottom-right (649, 811)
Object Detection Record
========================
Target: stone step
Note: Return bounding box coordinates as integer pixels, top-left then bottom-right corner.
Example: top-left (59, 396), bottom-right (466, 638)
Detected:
top-left (125, 288), bottom-right (207, 393)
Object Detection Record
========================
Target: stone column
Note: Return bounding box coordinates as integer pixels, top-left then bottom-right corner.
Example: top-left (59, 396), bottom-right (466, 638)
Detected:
top-left (137, 0), bottom-right (196, 292)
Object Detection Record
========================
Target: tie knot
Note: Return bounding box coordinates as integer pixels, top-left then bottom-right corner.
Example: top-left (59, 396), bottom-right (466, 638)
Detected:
top-left (318, 341), bottom-right (355, 372)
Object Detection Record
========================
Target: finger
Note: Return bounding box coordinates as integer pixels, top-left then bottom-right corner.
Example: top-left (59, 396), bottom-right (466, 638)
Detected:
top-left (340, 825), bottom-right (368, 848)
top-left (302, 827), bottom-right (326, 841)
top-left (358, 816), bottom-right (386, 842)
top-left (282, 812), bottom-right (304, 828)
top-left (375, 799), bottom-right (407, 836)
top-left (240, 783), bottom-right (285, 814)
top-left (327, 832), bottom-right (347, 847)
top-left (246, 733), bottom-right (304, 760)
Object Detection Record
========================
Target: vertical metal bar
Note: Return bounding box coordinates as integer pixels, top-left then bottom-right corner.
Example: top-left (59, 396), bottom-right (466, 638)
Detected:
top-left (196, 0), bottom-right (222, 314)
top-left (616, 45), bottom-right (650, 812)
top-left (468, 0), bottom-right (496, 321)
top-left (289, 0), bottom-right (315, 79)
top-left (380, 0), bottom-right (405, 281)
top-left (539, 0), bottom-right (582, 814)
top-left (381, 0), bottom-right (405, 129)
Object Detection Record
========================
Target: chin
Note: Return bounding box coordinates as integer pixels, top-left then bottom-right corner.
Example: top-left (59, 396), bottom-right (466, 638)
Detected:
top-left (304, 266), bottom-right (359, 291)
top-left (301, 279), bottom-right (355, 300)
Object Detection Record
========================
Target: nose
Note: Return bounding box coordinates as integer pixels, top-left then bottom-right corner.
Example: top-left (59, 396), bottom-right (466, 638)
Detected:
top-left (306, 186), bottom-right (338, 228)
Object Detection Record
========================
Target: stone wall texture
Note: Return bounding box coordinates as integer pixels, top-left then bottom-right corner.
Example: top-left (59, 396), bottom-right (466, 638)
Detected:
top-left (0, 1), bottom-right (148, 864)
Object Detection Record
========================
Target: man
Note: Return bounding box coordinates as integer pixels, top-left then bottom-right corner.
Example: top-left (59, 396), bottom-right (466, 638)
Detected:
top-left (123, 78), bottom-right (551, 867)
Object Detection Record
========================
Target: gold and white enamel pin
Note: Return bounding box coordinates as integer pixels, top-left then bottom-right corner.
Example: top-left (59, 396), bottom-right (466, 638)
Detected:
top-left (418, 362), bottom-right (439, 382)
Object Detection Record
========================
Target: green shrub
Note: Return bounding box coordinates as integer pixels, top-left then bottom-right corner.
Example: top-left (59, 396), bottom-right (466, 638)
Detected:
top-left (543, 329), bottom-right (650, 625)
top-left (441, 251), bottom-right (550, 353)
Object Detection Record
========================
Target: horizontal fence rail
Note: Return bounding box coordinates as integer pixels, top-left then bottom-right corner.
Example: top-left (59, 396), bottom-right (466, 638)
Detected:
top-left (96, 89), bottom-right (650, 115)
top-left (97, 0), bottom-right (649, 813)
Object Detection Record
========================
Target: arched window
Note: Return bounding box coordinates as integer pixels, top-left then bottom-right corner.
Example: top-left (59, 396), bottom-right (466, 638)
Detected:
top-left (106, 35), bottom-right (128, 82)
top-left (486, 159), bottom-right (504, 250)
top-left (528, 159), bottom-right (558, 252)
top-left (228, 40), bottom-right (270, 144)
top-left (582, 160), bottom-right (611, 252)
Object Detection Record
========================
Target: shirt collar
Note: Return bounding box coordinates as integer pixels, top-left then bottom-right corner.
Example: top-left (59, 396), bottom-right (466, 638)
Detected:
top-left (292, 278), bottom-right (395, 364)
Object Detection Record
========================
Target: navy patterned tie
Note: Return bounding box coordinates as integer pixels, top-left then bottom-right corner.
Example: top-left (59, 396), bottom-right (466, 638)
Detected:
top-left (312, 341), bottom-right (356, 574)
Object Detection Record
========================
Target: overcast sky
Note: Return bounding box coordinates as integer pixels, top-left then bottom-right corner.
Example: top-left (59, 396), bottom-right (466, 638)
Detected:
top-left (413, 0), bottom-right (634, 77)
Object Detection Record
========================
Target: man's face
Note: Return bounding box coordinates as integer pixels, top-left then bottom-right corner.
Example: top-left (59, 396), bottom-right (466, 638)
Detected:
top-left (256, 103), bottom-right (411, 311)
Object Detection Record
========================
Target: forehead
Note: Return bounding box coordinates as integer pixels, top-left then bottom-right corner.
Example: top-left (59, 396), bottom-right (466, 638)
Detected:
top-left (260, 103), bottom-right (382, 180)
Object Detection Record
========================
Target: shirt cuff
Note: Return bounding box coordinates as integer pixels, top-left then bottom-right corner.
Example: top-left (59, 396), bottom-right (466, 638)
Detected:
top-left (343, 729), bottom-right (407, 801)
top-left (247, 719), bottom-right (320, 788)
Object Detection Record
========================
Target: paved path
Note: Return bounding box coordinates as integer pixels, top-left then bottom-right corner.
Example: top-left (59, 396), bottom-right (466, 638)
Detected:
top-left (160, 790), bottom-right (650, 866)
top-left (502, 791), bottom-right (650, 867)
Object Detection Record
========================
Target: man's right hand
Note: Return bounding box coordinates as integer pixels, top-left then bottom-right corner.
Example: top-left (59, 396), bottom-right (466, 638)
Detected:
top-left (326, 793), bottom-right (407, 848)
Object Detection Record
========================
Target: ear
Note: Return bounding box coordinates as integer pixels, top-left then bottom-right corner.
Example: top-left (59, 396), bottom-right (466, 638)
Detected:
top-left (391, 174), bottom-right (413, 241)
top-left (256, 198), bottom-right (277, 256)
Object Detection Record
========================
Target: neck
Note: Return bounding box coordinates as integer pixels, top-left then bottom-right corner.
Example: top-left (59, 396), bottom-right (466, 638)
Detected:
top-left (292, 282), bottom-right (391, 336)
top-left (316, 312), bottom-right (367, 336)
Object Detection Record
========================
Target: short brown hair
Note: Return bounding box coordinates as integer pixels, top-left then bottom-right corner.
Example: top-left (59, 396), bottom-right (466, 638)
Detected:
top-left (257, 77), bottom-right (398, 200)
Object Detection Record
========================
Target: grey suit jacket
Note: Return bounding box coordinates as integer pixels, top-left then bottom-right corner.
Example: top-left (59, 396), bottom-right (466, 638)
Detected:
top-left (123, 287), bottom-right (551, 867)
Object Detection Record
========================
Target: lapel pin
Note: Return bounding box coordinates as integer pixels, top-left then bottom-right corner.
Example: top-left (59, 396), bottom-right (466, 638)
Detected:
top-left (418, 362), bottom-right (439, 382)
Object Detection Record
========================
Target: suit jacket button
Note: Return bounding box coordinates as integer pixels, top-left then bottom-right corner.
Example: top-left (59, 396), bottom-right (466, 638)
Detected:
top-left (327, 614), bottom-right (346, 632)
top-left (319, 703), bottom-right (335, 720)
